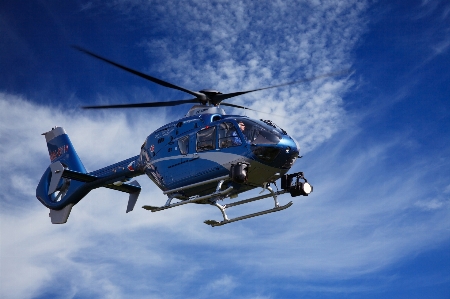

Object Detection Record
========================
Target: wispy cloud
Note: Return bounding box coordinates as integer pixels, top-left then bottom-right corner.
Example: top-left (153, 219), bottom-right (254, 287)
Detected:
top-left (2, 0), bottom-right (450, 298)
top-left (79, 2), bottom-right (93, 12)
top-left (1, 93), bottom-right (449, 298)
top-left (408, 0), bottom-right (450, 66)
top-left (101, 0), bottom-right (369, 152)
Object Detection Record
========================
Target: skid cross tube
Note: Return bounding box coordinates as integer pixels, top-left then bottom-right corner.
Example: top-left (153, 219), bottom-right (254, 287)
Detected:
top-left (224, 189), bottom-right (289, 209)
top-left (204, 185), bottom-right (292, 227)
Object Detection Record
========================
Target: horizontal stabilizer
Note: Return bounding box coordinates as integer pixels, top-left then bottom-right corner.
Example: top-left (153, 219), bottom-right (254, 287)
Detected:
top-left (48, 161), bottom-right (98, 183)
top-left (105, 181), bottom-right (141, 194)
top-left (63, 169), bottom-right (97, 182)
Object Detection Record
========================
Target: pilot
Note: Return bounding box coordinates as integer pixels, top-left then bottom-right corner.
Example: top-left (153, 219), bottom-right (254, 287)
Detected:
top-left (238, 121), bottom-right (245, 132)
top-left (233, 121), bottom-right (246, 144)
top-left (226, 122), bottom-right (244, 146)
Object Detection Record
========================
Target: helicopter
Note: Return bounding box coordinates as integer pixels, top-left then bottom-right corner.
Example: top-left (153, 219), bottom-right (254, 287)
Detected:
top-left (36, 46), bottom-right (322, 227)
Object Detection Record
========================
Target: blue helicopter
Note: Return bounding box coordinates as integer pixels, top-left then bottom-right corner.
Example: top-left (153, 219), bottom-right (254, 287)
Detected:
top-left (36, 46), bottom-right (316, 226)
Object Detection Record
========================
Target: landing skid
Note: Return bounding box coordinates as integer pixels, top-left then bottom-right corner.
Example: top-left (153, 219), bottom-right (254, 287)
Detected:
top-left (203, 186), bottom-right (290, 227)
top-left (142, 171), bottom-right (312, 227)
top-left (204, 201), bottom-right (293, 227)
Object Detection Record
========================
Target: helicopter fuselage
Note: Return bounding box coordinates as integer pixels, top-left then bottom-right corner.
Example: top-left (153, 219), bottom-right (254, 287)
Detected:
top-left (139, 106), bottom-right (300, 200)
top-left (37, 46), bottom-right (316, 225)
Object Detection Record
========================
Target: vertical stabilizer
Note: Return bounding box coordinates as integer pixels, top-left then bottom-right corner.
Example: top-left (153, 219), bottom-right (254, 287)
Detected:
top-left (43, 127), bottom-right (87, 173)
top-left (37, 127), bottom-right (88, 222)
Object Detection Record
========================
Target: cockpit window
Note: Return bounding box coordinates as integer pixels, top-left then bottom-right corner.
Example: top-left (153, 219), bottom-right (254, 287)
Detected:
top-left (218, 122), bottom-right (242, 148)
top-left (236, 119), bottom-right (281, 145)
top-left (259, 119), bottom-right (288, 135)
top-left (196, 127), bottom-right (216, 152)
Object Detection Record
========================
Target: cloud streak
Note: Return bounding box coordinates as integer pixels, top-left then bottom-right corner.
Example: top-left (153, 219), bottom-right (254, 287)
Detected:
top-left (94, 0), bottom-right (370, 152)
top-left (1, 92), bottom-right (449, 298)
top-left (2, 0), bottom-right (450, 298)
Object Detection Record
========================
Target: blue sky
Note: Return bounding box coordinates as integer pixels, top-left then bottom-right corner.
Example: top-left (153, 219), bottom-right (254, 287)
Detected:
top-left (1, 0), bottom-right (449, 298)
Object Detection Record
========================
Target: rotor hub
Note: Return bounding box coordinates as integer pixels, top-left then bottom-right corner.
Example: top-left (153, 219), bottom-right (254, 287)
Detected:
top-left (199, 89), bottom-right (222, 105)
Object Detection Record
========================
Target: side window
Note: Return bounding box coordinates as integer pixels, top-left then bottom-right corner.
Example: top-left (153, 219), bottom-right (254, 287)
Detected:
top-left (178, 136), bottom-right (189, 155)
top-left (196, 127), bottom-right (216, 152)
top-left (218, 122), bottom-right (242, 148)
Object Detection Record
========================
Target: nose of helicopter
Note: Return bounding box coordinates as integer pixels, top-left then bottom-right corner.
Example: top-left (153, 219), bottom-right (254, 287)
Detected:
top-left (277, 135), bottom-right (300, 169)
top-left (279, 135), bottom-right (299, 153)
top-left (251, 135), bottom-right (300, 169)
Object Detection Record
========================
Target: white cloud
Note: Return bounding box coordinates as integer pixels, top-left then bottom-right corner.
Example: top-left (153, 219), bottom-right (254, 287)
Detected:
top-left (415, 198), bottom-right (449, 211)
top-left (2, 0), bottom-right (450, 297)
top-left (225, 138), bottom-right (450, 281)
top-left (104, 0), bottom-right (367, 152)
top-left (201, 274), bottom-right (238, 295)
top-left (444, 184), bottom-right (450, 194)
top-left (406, 0), bottom-right (450, 65)
top-left (432, 39), bottom-right (450, 56)
top-left (1, 94), bottom-right (450, 298)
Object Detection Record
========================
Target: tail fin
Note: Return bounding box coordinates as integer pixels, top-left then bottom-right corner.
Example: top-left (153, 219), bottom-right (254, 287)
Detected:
top-left (36, 127), bottom-right (88, 223)
top-left (44, 127), bottom-right (87, 173)
top-left (36, 127), bottom-right (141, 224)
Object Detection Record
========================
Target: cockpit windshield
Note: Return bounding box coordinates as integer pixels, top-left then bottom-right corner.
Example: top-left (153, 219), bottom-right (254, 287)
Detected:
top-left (235, 118), bottom-right (282, 145)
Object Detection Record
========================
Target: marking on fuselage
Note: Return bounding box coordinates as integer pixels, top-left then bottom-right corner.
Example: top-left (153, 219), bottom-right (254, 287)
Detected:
top-left (49, 144), bottom-right (69, 161)
top-left (150, 151), bottom-right (244, 166)
top-left (167, 156), bottom-right (199, 168)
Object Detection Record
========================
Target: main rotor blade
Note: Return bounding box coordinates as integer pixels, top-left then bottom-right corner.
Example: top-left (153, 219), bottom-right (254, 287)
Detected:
top-left (82, 98), bottom-right (199, 109)
top-left (212, 70), bottom-right (351, 104)
top-left (72, 45), bottom-right (206, 101)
